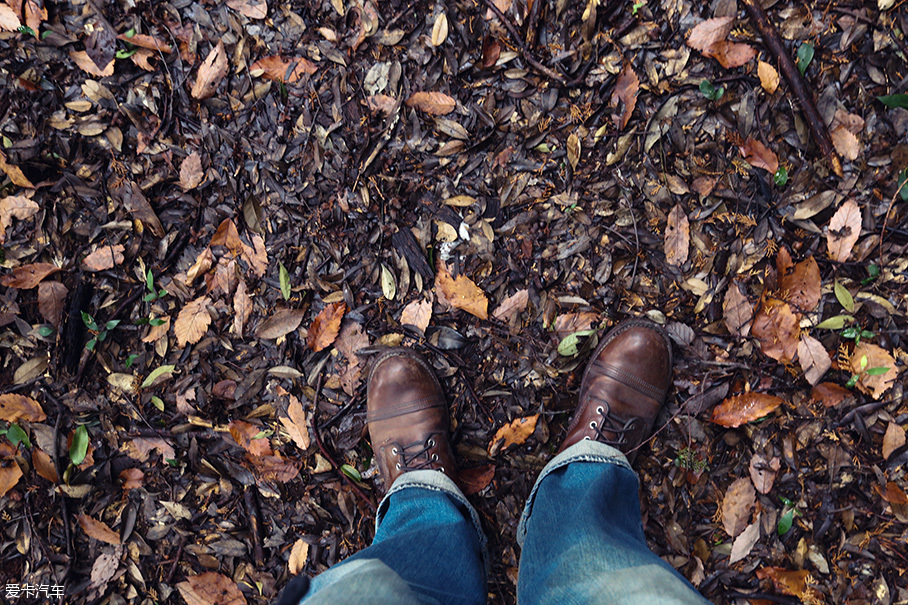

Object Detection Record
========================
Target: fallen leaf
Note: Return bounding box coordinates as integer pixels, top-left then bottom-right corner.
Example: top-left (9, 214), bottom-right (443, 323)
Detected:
top-left (0, 150), bottom-right (34, 188)
top-left (255, 308), bottom-right (305, 340)
top-left (831, 126), bottom-right (859, 161)
top-left (180, 152), bottom-right (204, 190)
top-left (757, 60), bottom-right (780, 93)
top-left (241, 233), bottom-right (268, 277)
top-left (70, 50), bottom-right (114, 77)
top-left (567, 132), bottom-right (581, 170)
top-left (739, 138), bottom-right (779, 173)
top-left (307, 302), bottom-right (346, 352)
top-left (0, 195), bottom-right (39, 243)
top-left (141, 316), bottom-right (170, 343)
top-left (687, 16), bottom-right (735, 52)
top-left (1, 262), bottom-right (60, 288)
top-left (878, 481), bottom-right (908, 506)
top-left (481, 35), bottom-right (501, 68)
top-left (552, 312), bottom-right (598, 341)
top-left (210, 218), bottom-right (245, 256)
top-left (280, 396), bottom-right (310, 451)
top-left (436, 263), bottom-right (488, 320)
top-left (0, 4), bottom-right (21, 31)
top-left (89, 547), bottom-right (121, 592)
top-left (850, 342), bottom-right (897, 399)
top-left (78, 514), bottom-right (121, 545)
top-left (191, 41), bottom-right (228, 100)
top-left (0, 458), bottom-right (23, 498)
top-left (406, 91), bottom-right (456, 116)
top-left (664, 204), bottom-right (690, 267)
top-left (250, 55), bottom-right (317, 82)
top-left (119, 468), bottom-right (144, 490)
top-left (798, 335), bottom-right (831, 385)
top-left (400, 299), bottom-right (433, 332)
top-left (23, 0), bottom-right (46, 37)
top-left (811, 382), bottom-right (853, 408)
top-left (364, 94), bottom-right (398, 114)
top-left (229, 420), bottom-right (273, 456)
top-left (250, 453), bottom-right (300, 483)
top-left (115, 33), bottom-right (172, 53)
top-left (611, 63), bottom-right (639, 129)
top-left (82, 244), bottom-right (125, 272)
top-left (431, 12), bottom-right (448, 46)
top-left (729, 517), bottom-right (760, 564)
top-left (826, 200), bottom-right (861, 262)
top-left (288, 539), bottom-right (309, 575)
top-left (335, 320), bottom-right (370, 395)
top-left (32, 448), bottom-right (58, 483)
top-left (459, 464), bottom-right (496, 495)
top-left (705, 41), bottom-right (756, 69)
top-left (492, 289), bottom-right (529, 324)
top-left (751, 298), bottom-right (800, 363)
top-left (123, 437), bottom-right (174, 462)
top-left (233, 279), bottom-right (253, 337)
top-left (112, 179), bottom-right (164, 237)
top-left (882, 422), bottom-right (905, 460)
top-left (778, 254), bottom-right (821, 313)
top-left (749, 454), bottom-right (781, 494)
top-left (174, 296), bottom-right (212, 347)
top-left (186, 248), bottom-right (214, 286)
top-left (0, 394), bottom-right (47, 422)
top-left (691, 176), bottom-right (717, 197)
top-left (723, 281), bottom-right (753, 337)
top-left (711, 392), bottom-right (785, 428)
top-left (178, 572), bottom-right (247, 605)
top-left (488, 414), bottom-right (539, 456)
top-left (226, 0), bottom-right (267, 18)
top-left (755, 568), bottom-right (817, 601)
top-left (722, 477), bottom-right (755, 537)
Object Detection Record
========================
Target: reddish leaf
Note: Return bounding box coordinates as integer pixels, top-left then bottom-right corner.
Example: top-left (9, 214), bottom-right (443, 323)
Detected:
top-left (459, 465), bottom-right (496, 496)
top-left (810, 382), bottom-right (853, 408)
top-left (307, 302), bottom-right (346, 352)
top-left (687, 16), bottom-right (735, 52)
top-left (32, 448), bottom-right (58, 483)
top-left (226, 0), bottom-right (267, 18)
top-left (777, 252), bottom-right (821, 313)
top-left (755, 568), bottom-right (818, 601)
top-left (488, 414), bottom-right (539, 456)
top-left (250, 55), bottom-right (317, 83)
top-left (711, 392), bottom-right (785, 428)
top-left (115, 33), bottom-right (172, 53)
top-left (232, 279), bottom-right (253, 338)
top-left (481, 36), bottom-right (501, 68)
top-left (492, 289), bottom-right (529, 324)
top-left (751, 298), bottom-right (800, 363)
top-left (119, 468), bottom-right (144, 490)
top-left (82, 244), bottom-right (125, 272)
top-left (826, 200), bottom-right (861, 262)
top-left (229, 420), bottom-right (273, 457)
top-left (0, 458), bottom-right (23, 498)
top-left (364, 94), bottom-right (398, 115)
top-left (663, 204), bottom-right (690, 267)
top-left (704, 41), bottom-right (756, 69)
top-left (406, 91), bottom-right (456, 116)
top-left (611, 63), bottom-right (639, 129)
top-left (739, 138), bottom-right (779, 174)
top-left (0, 394), bottom-right (47, 422)
top-left (209, 218), bottom-right (245, 256)
top-left (78, 514), bottom-right (121, 545)
top-left (191, 41), bottom-right (228, 100)
top-left (1, 262), bottom-right (60, 289)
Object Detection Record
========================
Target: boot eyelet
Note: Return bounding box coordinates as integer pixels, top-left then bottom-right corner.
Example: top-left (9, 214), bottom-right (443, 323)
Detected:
top-left (589, 421), bottom-right (597, 429)
top-left (395, 463), bottom-right (401, 470)
top-left (596, 406), bottom-right (604, 415)
top-left (427, 438), bottom-right (435, 447)
top-left (432, 454), bottom-right (438, 461)
top-left (583, 436), bottom-right (591, 440)
top-left (440, 467), bottom-right (445, 472)
top-left (391, 447), bottom-right (398, 455)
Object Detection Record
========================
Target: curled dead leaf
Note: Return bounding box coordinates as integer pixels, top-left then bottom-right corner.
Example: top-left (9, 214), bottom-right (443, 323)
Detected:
top-left (751, 298), bottom-right (800, 363)
top-left (739, 138), bottom-right (779, 174)
top-left (826, 200), bottom-right (861, 262)
top-left (78, 514), bottom-right (121, 545)
top-left (250, 55), bottom-right (317, 83)
top-left (436, 263), bottom-right (488, 320)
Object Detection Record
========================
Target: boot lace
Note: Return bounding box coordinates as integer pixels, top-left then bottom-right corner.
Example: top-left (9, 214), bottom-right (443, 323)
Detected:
top-left (391, 438), bottom-right (443, 472)
top-left (584, 397), bottom-right (638, 448)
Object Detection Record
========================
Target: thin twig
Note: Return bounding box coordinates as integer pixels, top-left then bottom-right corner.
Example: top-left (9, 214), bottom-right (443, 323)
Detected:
top-left (481, 0), bottom-right (567, 86)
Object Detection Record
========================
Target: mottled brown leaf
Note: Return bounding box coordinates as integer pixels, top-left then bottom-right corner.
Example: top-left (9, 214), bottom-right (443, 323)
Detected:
top-left (288, 539), bottom-right (309, 575)
top-left (739, 138), bottom-right (779, 173)
top-left (70, 50), bottom-right (114, 77)
top-left (749, 454), bottom-right (781, 494)
top-left (777, 251), bottom-right (821, 313)
top-left (232, 279), bottom-right (253, 338)
top-left (0, 195), bottom-right (39, 243)
top-left (459, 464), bottom-right (496, 496)
top-left (711, 392), bottom-right (785, 428)
top-left (279, 396), bottom-right (310, 451)
top-left (0, 394), bottom-right (47, 422)
top-left (250, 55), bottom-right (317, 82)
top-left (119, 468), bottom-right (144, 490)
top-left (307, 302), bottom-right (346, 352)
top-left (687, 16), bottom-right (735, 52)
top-left (400, 299), bottom-right (433, 332)
top-left (0, 150), bottom-right (34, 188)
top-left (722, 477), bottom-right (755, 537)
top-left (406, 91), bottom-right (456, 116)
top-left (178, 572), bottom-right (247, 605)
top-left (810, 382), bottom-right (853, 408)
top-left (32, 448), bottom-right (58, 483)
top-left (191, 41), bottom-right (228, 100)
top-left (883, 422), bottom-right (906, 461)
top-left (255, 308), bottom-right (305, 340)
top-left (180, 152), bottom-right (204, 190)
top-left (229, 420), bottom-right (273, 456)
top-left (82, 244), bottom-right (125, 272)
top-left (723, 281), bottom-right (753, 337)
top-left (752, 298), bottom-right (800, 363)
top-left (492, 289), bottom-right (529, 324)
top-left (850, 342), bottom-right (896, 399)
top-left (227, 0), bottom-right (267, 18)
top-left (436, 263), bottom-right (488, 320)
top-left (664, 204), bottom-right (690, 267)
top-left (704, 41), bottom-right (756, 68)
top-left (78, 514), bottom-right (121, 545)
top-left (755, 568), bottom-right (817, 601)
top-left (826, 200), bottom-right (861, 262)
top-left (798, 335), bottom-right (831, 385)
top-left (611, 63), bottom-right (639, 129)
top-left (488, 415), bottom-right (538, 456)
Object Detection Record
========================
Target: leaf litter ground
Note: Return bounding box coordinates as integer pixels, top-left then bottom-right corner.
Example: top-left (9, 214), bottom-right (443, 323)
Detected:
top-left (1, 0), bottom-right (908, 603)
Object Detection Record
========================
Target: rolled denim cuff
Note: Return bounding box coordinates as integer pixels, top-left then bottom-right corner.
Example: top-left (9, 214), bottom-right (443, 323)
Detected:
top-left (378, 470), bottom-right (489, 573)
top-left (517, 440), bottom-right (636, 546)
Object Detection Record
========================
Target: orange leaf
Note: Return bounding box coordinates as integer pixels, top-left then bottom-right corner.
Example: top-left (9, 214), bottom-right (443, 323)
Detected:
top-left (116, 33), bottom-right (172, 53)
top-left (755, 568), bottom-right (817, 601)
top-left (178, 572), bottom-right (247, 605)
top-left (229, 420), bottom-right (273, 456)
top-left (78, 513), bottom-right (121, 545)
top-left (1, 262), bottom-right (60, 288)
top-left (831, 125), bottom-right (859, 161)
top-left (778, 253), bottom-right (821, 313)
top-left (0, 149), bottom-right (34, 188)
top-left (0, 394), bottom-right (47, 422)
top-left (406, 91), bottom-right (456, 115)
top-left (174, 296), bottom-right (212, 347)
top-left (32, 447), bottom-right (58, 483)
top-left (250, 55), bottom-right (317, 83)
top-left (250, 453), bottom-right (300, 483)
top-left (119, 468), bottom-right (144, 490)
top-left (751, 298), bottom-right (799, 363)
top-left (826, 200), bottom-right (861, 262)
top-left (739, 137), bottom-right (779, 174)
top-left (710, 392), bottom-right (785, 428)
top-left (436, 263), bottom-right (489, 320)
top-left (227, 0), bottom-right (267, 18)
top-left (209, 218), bottom-right (245, 256)
top-left (0, 460), bottom-right (23, 498)
top-left (191, 40), bottom-right (228, 100)
top-left (488, 414), bottom-right (538, 456)
top-left (400, 299), bottom-right (433, 332)
top-left (704, 41), bottom-right (756, 68)
top-left (82, 244), bottom-right (125, 272)
top-left (70, 50), bottom-right (114, 77)
top-left (663, 204), bottom-right (690, 267)
top-left (810, 382), bottom-right (853, 408)
top-left (850, 342), bottom-right (896, 400)
top-left (878, 481), bottom-right (908, 506)
top-left (306, 302), bottom-right (346, 352)
top-left (0, 4), bottom-right (21, 31)
top-left (611, 63), bottom-right (639, 129)
top-left (757, 60), bottom-right (780, 94)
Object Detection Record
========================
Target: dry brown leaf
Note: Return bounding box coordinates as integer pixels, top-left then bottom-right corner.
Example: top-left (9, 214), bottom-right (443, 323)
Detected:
top-left (687, 16), bottom-right (735, 52)
top-left (227, 0), bottom-right (267, 18)
top-left (798, 335), bottom-right (831, 385)
top-left (229, 420), bottom-right (273, 456)
top-left (250, 55), bottom-right (318, 83)
top-left (459, 464), bottom-right (495, 496)
top-left (0, 150), bottom-right (34, 188)
top-left (191, 41), bottom-right (228, 100)
top-left (249, 453), bottom-right (300, 483)
top-left (481, 35), bottom-right (501, 68)
top-left (723, 281), bottom-right (753, 337)
top-left (739, 138), bottom-right (779, 173)
top-left (831, 126), bottom-right (860, 161)
top-left (749, 454), bottom-right (781, 494)
top-left (704, 41), bottom-right (756, 68)
top-left (553, 312), bottom-right (598, 341)
top-left (23, 0), bottom-right (46, 36)
top-left (116, 33), bottom-right (172, 53)
top-left (435, 263), bottom-right (488, 320)
top-left (141, 316), bottom-right (170, 343)
top-left (280, 396), bottom-right (310, 451)
top-left (752, 298), bottom-right (800, 363)
top-left (123, 437), bottom-right (175, 462)
top-left (711, 392), bottom-right (785, 428)
top-left (1, 262), bottom-right (60, 288)
top-left (0, 195), bottom-right (39, 243)
top-left (850, 342), bottom-right (897, 399)
top-left (406, 91), bottom-right (456, 116)
top-left (334, 320), bottom-right (370, 392)
top-left (119, 468), bottom-right (144, 490)
top-left (0, 394), bottom-right (47, 422)
top-left (70, 50), bottom-right (114, 77)
top-left (241, 233), bottom-right (268, 277)
top-left (400, 299), bottom-right (433, 332)
top-left (307, 302), bottom-right (346, 352)
top-left (492, 289), bottom-right (529, 324)
top-left (566, 132), bottom-right (581, 170)
top-left (0, 458), bottom-right (22, 498)
top-left (78, 514), bottom-right (121, 545)
top-left (82, 244), bottom-right (125, 272)
top-left (0, 4), bottom-right (21, 31)
top-left (431, 12), bottom-right (448, 46)
top-left (174, 296), bottom-right (212, 347)
top-left (778, 253), bottom-right (821, 313)
top-left (664, 204), bottom-right (690, 267)
top-left (755, 568), bottom-right (818, 601)
top-left (178, 572), bottom-right (247, 605)
top-left (611, 63), bottom-right (639, 129)
top-left (180, 152), bottom-right (204, 190)
top-left (288, 539), bottom-right (309, 575)
top-left (810, 382), bottom-right (853, 408)
top-left (882, 422), bottom-right (905, 460)
top-left (256, 308), bottom-right (305, 340)
top-left (757, 60), bottom-right (780, 93)
top-left (116, 180), bottom-right (164, 237)
top-left (210, 218), bottom-right (245, 256)
top-left (691, 176), bottom-right (717, 197)
top-left (722, 477), bottom-right (755, 537)
top-left (729, 517), bottom-right (760, 564)
top-left (826, 200), bottom-right (861, 262)
top-left (32, 448), bottom-right (58, 483)
top-left (186, 248), bottom-right (215, 286)
top-left (488, 414), bottom-right (538, 456)
top-left (233, 279), bottom-right (253, 337)
top-left (364, 94), bottom-right (398, 115)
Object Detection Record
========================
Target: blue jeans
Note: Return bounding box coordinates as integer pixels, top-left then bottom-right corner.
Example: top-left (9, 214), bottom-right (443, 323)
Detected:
top-left (286, 441), bottom-right (710, 604)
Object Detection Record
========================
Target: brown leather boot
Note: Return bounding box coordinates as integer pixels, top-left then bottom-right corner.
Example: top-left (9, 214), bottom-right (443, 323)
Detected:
top-left (367, 348), bottom-right (457, 489)
top-left (559, 319), bottom-right (673, 464)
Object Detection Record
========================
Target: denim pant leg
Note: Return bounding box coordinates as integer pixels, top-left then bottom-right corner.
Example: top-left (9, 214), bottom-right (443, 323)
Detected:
top-left (296, 470), bottom-right (488, 605)
top-left (516, 441), bottom-right (710, 605)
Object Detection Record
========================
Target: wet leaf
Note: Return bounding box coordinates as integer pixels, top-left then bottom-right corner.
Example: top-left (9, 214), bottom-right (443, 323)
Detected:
top-left (229, 420), bottom-right (273, 456)
top-left (826, 200), bottom-right (861, 262)
top-left (488, 414), bottom-right (539, 456)
top-left (431, 13), bottom-right (448, 46)
top-left (611, 63), bottom-right (639, 129)
top-left (250, 56), bottom-right (317, 82)
top-left (406, 91), bottom-right (456, 115)
top-left (882, 422), bottom-right (906, 460)
top-left (178, 572), bottom-right (247, 605)
top-left (256, 308), bottom-right (305, 340)
top-left (436, 263), bottom-right (488, 320)
top-left (400, 299), bottom-right (432, 332)
top-left (288, 539), bottom-right (309, 575)
top-left (0, 195), bottom-right (39, 243)
top-left (78, 514), bottom-right (120, 545)
top-left (307, 302), bottom-right (346, 352)
top-left (722, 477), bottom-right (755, 537)
top-left (749, 454), bottom-right (781, 494)
top-left (751, 298), bottom-right (800, 363)
top-left (723, 281), bottom-right (753, 337)
top-left (798, 335), bottom-right (831, 386)
top-left (174, 296), bottom-right (212, 347)
top-left (226, 0), bottom-right (267, 19)
top-left (81, 244), bottom-right (125, 272)
top-left (191, 41), bottom-right (228, 100)
top-left (0, 394), bottom-right (47, 422)
top-left (179, 152), bottom-right (204, 190)
top-left (711, 393), bottom-right (785, 428)
top-left (757, 60), bottom-right (780, 94)
top-left (664, 204), bottom-right (690, 267)
top-left (850, 343), bottom-right (896, 399)
top-left (739, 138), bottom-right (779, 174)
top-left (1, 262), bottom-right (60, 288)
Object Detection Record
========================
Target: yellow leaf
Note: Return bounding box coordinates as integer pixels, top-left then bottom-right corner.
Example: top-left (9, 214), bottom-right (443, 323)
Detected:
top-left (757, 60), bottom-right (780, 94)
top-left (488, 414), bottom-right (538, 456)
